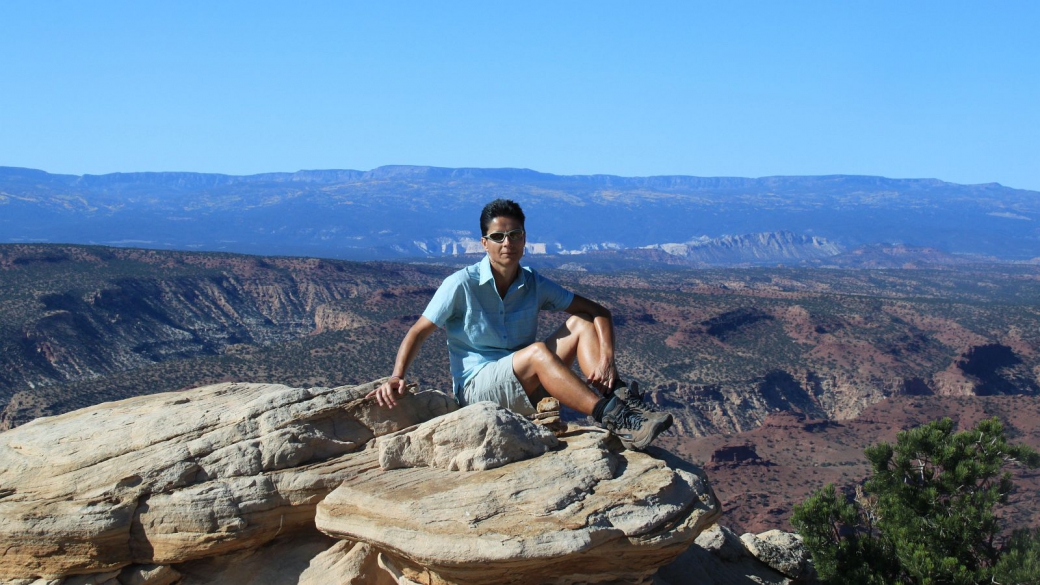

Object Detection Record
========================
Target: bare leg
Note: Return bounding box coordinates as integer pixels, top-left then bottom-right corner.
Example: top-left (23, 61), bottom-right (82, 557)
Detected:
top-left (521, 314), bottom-right (669, 452)
top-left (511, 341), bottom-right (600, 415)
top-left (545, 313), bottom-right (615, 390)
top-left (511, 313), bottom-right (614, 415)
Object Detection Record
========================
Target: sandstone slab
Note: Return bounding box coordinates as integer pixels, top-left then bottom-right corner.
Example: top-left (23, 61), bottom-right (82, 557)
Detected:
top-left (0, 381), bottom-right (456, 580)
top-left (317, 422), bottom-right (721, 584)
top-left (377, 402), bottom-right (558, 471)
top-left (297, 540), bottom-right (397, 585)
top-left (170, 528), bottom-right (338, 585)
top-left (655, 523), bottom-right (793, 585)
top-left (117, 564), bottom-right (181, 585)
top-left (741, 530), bottom-right (814, 580)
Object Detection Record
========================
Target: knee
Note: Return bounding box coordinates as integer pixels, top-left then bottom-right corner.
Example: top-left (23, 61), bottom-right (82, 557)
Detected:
top-left (566, 313), bottom-right (601, 342)
top-left (522, 342), bottom-right (556, 367)
top-left (529, 341), bottom-right (552, 359)
top-left (566, 312), bottom-right (595, 333)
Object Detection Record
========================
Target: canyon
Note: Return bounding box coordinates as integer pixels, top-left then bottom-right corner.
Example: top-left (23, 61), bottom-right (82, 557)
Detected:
top-left (1, 243), bottom-right (1038, 554)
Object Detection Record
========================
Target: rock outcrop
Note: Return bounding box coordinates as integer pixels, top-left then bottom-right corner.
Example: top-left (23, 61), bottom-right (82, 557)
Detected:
top-left (0, 379), bottom-right (809, 584)
top-left (647, 231), bottom-right (842, 265)
top-left (377, 401), bottom-right (559, 472)
top-left (317, 402), bottom-right (719, 584)
top-left (656, 523), bottom-right (814, 584)
top-left (740, 530), bottom-right (815, 581)
top-left (0, 381), bottom-right (455, 579)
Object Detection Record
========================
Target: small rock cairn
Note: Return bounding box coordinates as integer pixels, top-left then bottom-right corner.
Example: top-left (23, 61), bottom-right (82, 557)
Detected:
top-left (529, 397), bottom-right (567, 435)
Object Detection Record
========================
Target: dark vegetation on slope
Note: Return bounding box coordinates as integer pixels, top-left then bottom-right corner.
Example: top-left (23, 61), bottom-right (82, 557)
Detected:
top-left (1, 243), bottom-right (1039, 542)
top-left (792, 417), bottom-right (1040, 584)
top-left (672, 394), bottom-right (1040, 536)
top-left (3, 244), bottom-right (1039, 430)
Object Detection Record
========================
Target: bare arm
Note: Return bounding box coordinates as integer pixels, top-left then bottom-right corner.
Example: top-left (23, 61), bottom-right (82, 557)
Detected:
top-left (366, 316), bottom-right (439, 408)
top-left (565, 294), bottom-right (619, 391)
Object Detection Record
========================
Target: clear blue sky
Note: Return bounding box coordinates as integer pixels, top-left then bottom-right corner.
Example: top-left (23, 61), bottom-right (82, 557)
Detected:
top-left (2, 1), bottom-right (1038, 189)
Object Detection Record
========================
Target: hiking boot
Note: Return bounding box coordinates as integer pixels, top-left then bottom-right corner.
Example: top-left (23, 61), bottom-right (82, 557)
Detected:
top-left (612, 380), bottom-right (645, 406)
top-left (600, 394), bottom-right (673, 451)
top-left (612, 380), bottom-right (662, 414)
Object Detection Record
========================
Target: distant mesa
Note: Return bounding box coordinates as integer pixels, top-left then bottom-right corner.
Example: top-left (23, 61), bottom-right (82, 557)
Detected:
top-left (1, 165), bottom-right (1037, 262)
top-left (760, 411), bottom-right (812, 429)
top-left (830, 243), bottom-right (992, 268)
top-left (643, 231), bottom-right (842, 264)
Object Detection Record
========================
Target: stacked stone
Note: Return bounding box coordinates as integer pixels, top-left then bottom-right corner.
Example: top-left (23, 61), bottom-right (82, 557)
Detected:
top-left (528, 396), bottom-right (568, 435)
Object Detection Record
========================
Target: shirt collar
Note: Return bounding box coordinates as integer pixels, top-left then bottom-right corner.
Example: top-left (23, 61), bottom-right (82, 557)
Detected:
top-left (478, 255), bottom-right (529, 288)
top-left (478, 255), bottom-right (494, 285)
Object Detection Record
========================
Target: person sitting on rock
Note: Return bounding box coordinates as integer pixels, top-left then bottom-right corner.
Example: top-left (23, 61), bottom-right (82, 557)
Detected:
top-left (367, 198), bottom-right (672, 450)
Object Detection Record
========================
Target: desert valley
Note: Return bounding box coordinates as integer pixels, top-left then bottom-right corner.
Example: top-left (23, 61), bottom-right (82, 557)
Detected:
top-left (2, 243), bottom-right (1038, 544)
top-left (6, 2), bottom-right (1039, 581)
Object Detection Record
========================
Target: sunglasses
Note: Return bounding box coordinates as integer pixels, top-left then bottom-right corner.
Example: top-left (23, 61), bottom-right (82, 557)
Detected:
top-left (483, 229), bottom-right (526, 243)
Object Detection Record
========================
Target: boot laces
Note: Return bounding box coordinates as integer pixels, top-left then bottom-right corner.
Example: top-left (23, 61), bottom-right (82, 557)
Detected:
top-left (613, 404), bottom-right (647, 431)
top-left (634, 397), bottom-right (661, 413)
top-left (619, 382), bottom-right (661, 413)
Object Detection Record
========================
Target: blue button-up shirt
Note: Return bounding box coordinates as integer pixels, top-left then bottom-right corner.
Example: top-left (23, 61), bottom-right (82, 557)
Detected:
top-left (422, 256), bottom-right (574, 397)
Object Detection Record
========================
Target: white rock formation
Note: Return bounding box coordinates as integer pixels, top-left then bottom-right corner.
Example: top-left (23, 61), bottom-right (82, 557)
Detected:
top-left (317, 412), bottom-right (721, 584)
top-left (741, 530), bottom-right (815, 581)
top-left (656, 523), bottom-right (800, 585)
top-left (377, 401), bottom-right (559, 471)
top-left (0, 381), bottom-right (455, 579)
top-left (0, 379), bottom-right (808, 585)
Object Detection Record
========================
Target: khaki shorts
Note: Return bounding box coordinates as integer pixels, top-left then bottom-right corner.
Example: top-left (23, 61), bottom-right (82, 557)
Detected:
top-left (461, 353), bottom-right (538, 416)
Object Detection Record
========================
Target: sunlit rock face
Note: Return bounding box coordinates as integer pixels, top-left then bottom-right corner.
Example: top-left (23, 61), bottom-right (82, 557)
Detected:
top-left (0, 381), bottom-right (456, 579)
top-left (317, 402), bottom-right (721, 584)
top-left (0, 379), bottom-right (810, 584)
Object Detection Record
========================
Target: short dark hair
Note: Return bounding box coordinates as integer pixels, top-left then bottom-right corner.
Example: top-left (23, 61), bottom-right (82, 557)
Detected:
top-left (480, 199), bottom-right (526, 236)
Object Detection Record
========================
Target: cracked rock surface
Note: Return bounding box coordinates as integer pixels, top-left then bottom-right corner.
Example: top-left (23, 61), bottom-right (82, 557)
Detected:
top-left (317, 411), bottom-right (721, 585)
top-left (0, 381), bottom-right (456, 579)
top-left (0, 380), bottom-right (779, 585)
top-left (377, 401), bottom-right (559, 471)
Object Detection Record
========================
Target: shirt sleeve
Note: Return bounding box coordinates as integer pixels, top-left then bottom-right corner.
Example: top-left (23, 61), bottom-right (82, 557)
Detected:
top-left (534, 270), bottom-right (574, 312)
top-left (422, 273), bottom-right (462, 327)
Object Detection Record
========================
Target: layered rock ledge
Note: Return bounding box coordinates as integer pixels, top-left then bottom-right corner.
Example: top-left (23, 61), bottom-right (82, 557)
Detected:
top-left (0, 381), bottom-right (455, 579)
top-left (316, 402), bottom-right (721, 584)
top-left (0, 380), bottom-right (809, 584)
